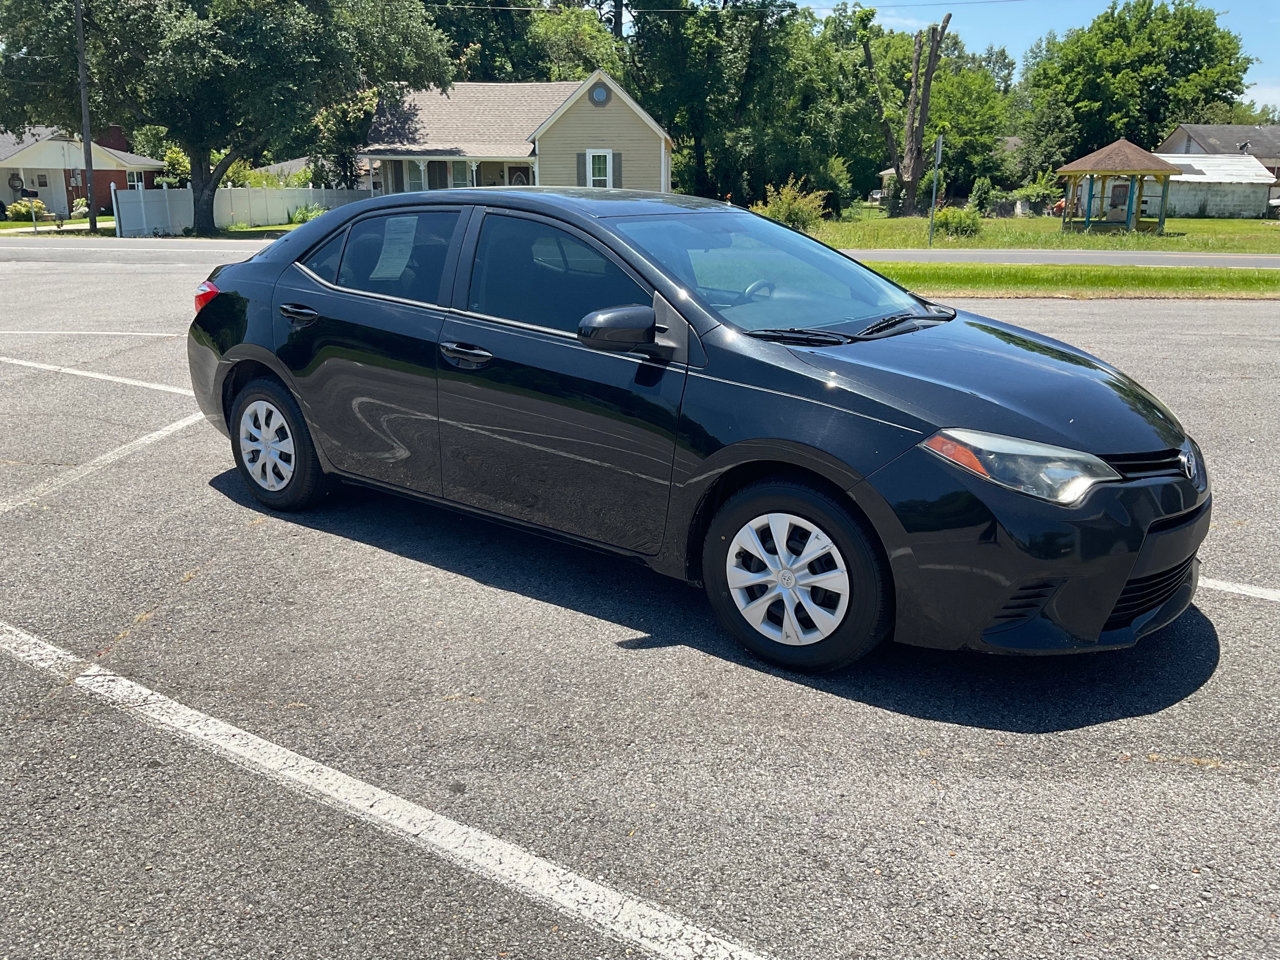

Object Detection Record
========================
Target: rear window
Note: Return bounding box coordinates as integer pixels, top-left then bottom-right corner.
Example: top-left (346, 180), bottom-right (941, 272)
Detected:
top-left (335, 211), bottom-right (461, 303)
top-left (301, 230), bottom-right (346, 284)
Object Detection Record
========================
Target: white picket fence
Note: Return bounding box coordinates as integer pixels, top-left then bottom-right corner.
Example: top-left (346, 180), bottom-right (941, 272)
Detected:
top-left (111, 185), bottom-right (372, 237)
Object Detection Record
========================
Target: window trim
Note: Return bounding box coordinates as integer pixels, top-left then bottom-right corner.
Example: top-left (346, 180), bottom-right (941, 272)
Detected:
top-left (452, 207), bottom-right (653, 338)
top-left (586, 149), bottom-right (612, 189)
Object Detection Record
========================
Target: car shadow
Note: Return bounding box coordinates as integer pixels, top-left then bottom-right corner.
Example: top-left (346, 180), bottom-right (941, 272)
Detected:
top-left (211, 472), bottom-right (1220, 735)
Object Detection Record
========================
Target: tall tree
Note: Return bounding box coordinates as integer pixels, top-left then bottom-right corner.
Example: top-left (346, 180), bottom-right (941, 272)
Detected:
top-left (1030, 0), bottom-right (1254, 153)
top-left (0, 0), bottom-right (452, 234)
top-left (861, 10), bottom-right (951, 216)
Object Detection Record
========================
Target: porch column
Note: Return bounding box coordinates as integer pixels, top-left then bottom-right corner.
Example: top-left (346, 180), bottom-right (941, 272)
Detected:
top-left (1084, 175), bottom-right (1094, 229)
top-left (469, 162), bottom-right (478, 188)
top-left (416, 159), bottom-right (427, 191)
top-left (1124, 175), bottom-right (1137, 231)
top-left (1157, 176), bottom-right (1170, 235)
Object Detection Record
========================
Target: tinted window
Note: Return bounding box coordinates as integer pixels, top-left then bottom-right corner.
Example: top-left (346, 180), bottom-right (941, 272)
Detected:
top-left (301, 230), bottom-right (345, 284)
top-left (337, 212), bottom-right (460, 303)
top-left (469, 215), bottom-right (647, 333)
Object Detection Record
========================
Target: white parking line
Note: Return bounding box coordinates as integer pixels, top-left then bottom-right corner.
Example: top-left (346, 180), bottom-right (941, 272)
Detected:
top-left (1201, 577), bottom-right (1280, 604)
top-left (0, 355), bottom-right (195, 396)
top-left (0, 620), bottom-right (776, 960)
top-left (0, 413), bottom-right (206, 516)
top-left (0, 331), bottom-right (179, 337)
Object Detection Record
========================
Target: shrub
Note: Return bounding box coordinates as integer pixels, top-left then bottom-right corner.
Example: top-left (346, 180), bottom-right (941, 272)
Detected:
top-left (917, 168), bottom-right (946, 209)
top-left (968, 176), bottom-right (994, 216)
top-left (71, 198), bottom-right (90, 218)
top-left (750, 176), bottom-right (828, 231)
top-left (6, 198), bottom-right (47, 221)
top-left (933, 205), bottom-right (982, 237)
top-left (289, 203), bottom-right (328, 224)
top-left (1013, 169), bottom-right (1061, 215)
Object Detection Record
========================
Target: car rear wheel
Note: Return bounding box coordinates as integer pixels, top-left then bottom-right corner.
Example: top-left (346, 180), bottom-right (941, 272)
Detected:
top-left (703, 481), bottom-right (891, 672)
top-left (230, 377), bottom-right (327, 510)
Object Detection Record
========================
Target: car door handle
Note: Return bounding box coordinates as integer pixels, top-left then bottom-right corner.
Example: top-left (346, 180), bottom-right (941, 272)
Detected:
top-left (440, 341), bottom-right (494, 368)
top-left (279, 303), bottom-right (318, 325)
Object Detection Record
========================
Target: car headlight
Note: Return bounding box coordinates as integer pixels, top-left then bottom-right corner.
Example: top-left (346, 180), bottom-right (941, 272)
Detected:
top-left (921, 428), bottom-right (1120, 505)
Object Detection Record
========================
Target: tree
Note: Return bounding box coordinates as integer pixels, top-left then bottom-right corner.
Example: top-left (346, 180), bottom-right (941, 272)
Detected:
top-left (1027, 0), bottom-right (1254, 154)
top-left (0, 0), bottom-right (452, 234)
top-left (528, 8), bottom-right (624, 81)
top-left (928, 64), bottom-right (1008, 196)
top-left (861, 10), bottom-right (952, 216)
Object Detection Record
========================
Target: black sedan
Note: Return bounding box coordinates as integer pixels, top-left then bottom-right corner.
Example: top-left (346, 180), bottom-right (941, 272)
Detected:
top-left (188, 188), bottom-right (1210, 671)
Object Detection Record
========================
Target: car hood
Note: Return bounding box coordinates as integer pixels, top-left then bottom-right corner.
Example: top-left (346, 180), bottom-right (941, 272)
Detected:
top-left (793, 313), bottom-right (1186, 454)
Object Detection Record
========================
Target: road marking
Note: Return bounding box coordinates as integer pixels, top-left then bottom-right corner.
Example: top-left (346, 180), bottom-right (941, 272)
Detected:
top-left (0, 331), bottom-right (179, 337)
top-left (0, 355), bottom-right (195, 396)
top-left (1201, 577), bottom-right (1280, 603)
top-left (0, 413), bottom-right (206, 516)
top-left (0, 621), bottom-right (776, 960)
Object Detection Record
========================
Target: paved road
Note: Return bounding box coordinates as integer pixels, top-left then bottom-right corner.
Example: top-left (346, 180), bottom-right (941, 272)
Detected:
top-left (5, 234), bottom-right (1280, 269)
top-left (842, 248), bottom-right (1280, 268)
top-left (1, 245), bottom-right (1278, 960)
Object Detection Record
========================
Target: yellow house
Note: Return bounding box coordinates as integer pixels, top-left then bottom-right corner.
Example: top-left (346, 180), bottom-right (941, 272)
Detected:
top-left (361, 71), bottom-right (672, 195)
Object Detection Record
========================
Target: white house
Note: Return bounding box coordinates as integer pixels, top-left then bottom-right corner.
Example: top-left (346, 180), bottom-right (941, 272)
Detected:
top-left (1, 126), bottom-right (164, 218)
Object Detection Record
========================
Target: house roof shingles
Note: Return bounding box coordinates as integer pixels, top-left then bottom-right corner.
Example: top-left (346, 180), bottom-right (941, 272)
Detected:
top-left (364, 81), bottom-right (582, 158)
top-left (0, 124), bottom-right (162, 168)
top-left (1057, 138), bottom-right (1182, 176)
top-left (1165, 124), bottom-right (1280, 158)
top-left (1155, 153), bottom-right (1279, 185)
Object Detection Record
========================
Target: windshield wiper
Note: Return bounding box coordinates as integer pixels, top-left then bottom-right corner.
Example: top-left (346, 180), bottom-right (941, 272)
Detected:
top-left (744, 327), bottom-right (860, 346)
top-left (854, 308), bottom-right (954, 339)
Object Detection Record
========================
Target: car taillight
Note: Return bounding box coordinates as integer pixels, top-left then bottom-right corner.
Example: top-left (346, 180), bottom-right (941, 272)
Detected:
top-left (194, 280), bottom-right (220, 314)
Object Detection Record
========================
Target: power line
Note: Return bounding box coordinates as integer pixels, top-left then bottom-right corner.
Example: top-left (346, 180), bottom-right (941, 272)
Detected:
top-left (423, 0), bottom-right (1029, 12)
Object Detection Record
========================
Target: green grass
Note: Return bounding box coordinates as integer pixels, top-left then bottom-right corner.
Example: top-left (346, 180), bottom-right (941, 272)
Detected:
top-left (0, 217), bottom-right (115, 231)
top-left (814, 214), bottom-right (1280, 254)
top-left (866, 261), bottom-right (1280, 299)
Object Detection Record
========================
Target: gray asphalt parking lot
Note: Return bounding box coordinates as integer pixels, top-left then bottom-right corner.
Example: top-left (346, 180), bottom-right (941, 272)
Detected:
top-left (1, 238), bottom-right (1278, 960)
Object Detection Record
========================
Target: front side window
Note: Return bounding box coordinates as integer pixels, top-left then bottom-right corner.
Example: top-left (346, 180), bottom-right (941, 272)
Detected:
top-left (587, 150), bottom-right (611, 188)
top-left (611, 211), bottom-right (921, 333)
top-left (335, 211), bottom-right (460, 303)
top-left (468, 214), bottom-right (647, 333)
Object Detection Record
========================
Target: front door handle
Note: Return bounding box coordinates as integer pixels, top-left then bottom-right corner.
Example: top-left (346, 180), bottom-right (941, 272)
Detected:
top-left (440, 341), bottom-right (494, 369)
top-left (280, 303), bottom-right (319, 325)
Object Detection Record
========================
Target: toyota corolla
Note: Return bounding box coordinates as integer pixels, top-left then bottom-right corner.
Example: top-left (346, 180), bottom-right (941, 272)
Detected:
top-left (188, 189), bottom-right (1210, 671)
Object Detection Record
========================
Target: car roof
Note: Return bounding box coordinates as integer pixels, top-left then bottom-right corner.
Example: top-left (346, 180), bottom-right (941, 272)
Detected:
top-left (259, 188), bottom-right (743, 263)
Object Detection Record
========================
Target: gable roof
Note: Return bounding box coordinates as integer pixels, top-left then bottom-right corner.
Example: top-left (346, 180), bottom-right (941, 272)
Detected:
top-left (1057, 138), bottom-right (1182, 176)
top-left (365, 81), bottom-right (581, 158)
top-left (1160, 124), bottom-right (1280, 158)
top-left (0, 125), bottom-right (59, 163)
top-left (528, 70), bottom-right (672, 146)
top-left (1156, 153), bottom-right (1279, 185)
top-left (0, 124), bottom-right (162, 168)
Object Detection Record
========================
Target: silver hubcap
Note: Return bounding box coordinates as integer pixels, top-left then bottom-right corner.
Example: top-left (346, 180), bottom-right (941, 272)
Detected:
top-left (726, 512), bottom-right (851, 646)
top-left (239, 400), bottom-right (295, 492)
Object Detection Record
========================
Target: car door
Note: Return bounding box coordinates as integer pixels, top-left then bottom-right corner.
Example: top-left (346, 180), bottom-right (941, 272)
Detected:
top-left (437, 209), bottom-right (689, 555)
top-left (273, 207), bottom-right (469, 496)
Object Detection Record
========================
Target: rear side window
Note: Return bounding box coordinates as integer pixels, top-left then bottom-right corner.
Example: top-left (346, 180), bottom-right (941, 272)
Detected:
top-left (469, 215), bottom-right (647, 332)
top-left (301, 230), bottom-right (345, 284)
top-left (336, 211), bottom-right (461, 303)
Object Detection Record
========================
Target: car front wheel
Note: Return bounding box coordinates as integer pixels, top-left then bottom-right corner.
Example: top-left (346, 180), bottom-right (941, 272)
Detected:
top-left (229, 377), bottom-right (327, 510)
top-left (703, 481), bottom-right (891, 672)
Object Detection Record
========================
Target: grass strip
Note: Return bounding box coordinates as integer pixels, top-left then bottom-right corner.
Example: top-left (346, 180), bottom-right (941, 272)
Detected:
top-left (865, 262), bottom-right (1280, 300)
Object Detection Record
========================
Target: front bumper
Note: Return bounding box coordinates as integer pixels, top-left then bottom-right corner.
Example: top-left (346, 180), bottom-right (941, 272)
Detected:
top-left (853, 447), bottom-right (1211, 654)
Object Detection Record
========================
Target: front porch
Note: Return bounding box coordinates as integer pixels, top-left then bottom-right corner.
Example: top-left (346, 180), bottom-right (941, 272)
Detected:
top-left (370, 156), bottom-right (537, 194)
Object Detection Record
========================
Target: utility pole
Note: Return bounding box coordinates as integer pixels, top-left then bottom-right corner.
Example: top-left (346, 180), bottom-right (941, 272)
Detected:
top-left (927, 134), bottom-right (943, 247)
top-left (74, 0), bottom-right (96, 232)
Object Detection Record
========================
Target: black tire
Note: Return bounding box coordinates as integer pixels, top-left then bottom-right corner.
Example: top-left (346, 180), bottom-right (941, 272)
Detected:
top-left (702, 480), bottom-right (891, 672)
top-left (229, 377), bottom-right (328, 511)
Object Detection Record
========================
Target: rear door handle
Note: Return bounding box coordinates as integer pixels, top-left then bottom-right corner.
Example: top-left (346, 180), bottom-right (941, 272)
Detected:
top-left (280, 303), bottom-right (319, 325)
top-left (440, 341), bottom-right (494, 369)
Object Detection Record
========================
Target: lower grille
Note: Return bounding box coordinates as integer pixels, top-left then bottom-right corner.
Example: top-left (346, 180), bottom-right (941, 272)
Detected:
top-left (1099, 449), bottom-right (1182, 481)
top-left (1104, 555), bottom-right (1196, 631)
top-left (988, 579), bottom-right (1063, 630)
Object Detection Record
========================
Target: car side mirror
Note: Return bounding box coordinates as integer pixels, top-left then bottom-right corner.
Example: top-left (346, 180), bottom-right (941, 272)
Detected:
top-left (577, 305), bottom-right (657, 352)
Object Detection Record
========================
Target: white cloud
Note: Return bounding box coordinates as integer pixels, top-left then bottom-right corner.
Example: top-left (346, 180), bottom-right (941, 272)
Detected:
top-left (877, 13), bottom-right (930, 33)
top-left (1245, 79), bottom-right (1280, 107)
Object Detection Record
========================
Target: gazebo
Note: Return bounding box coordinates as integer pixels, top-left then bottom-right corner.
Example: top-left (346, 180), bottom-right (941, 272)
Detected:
top-left (1056, 139), bottom-right (1182, 233)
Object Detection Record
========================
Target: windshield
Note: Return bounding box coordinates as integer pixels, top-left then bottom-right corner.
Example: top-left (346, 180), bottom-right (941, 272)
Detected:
top-left (609, 211), bottom-right (922, 332)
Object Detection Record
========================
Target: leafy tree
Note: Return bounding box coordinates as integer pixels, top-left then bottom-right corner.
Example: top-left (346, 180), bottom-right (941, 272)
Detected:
top-left (440, 0), bottom-right (540, 81)
top-left (0, 0), bottom-right (452, 234)
top-left (1027, 0), bottom-right (1254, 153)
top-left (528, 8), bottom-right (623, 80)
top-left (311, 88), bottom-right (382, 190)
top-left (928, 62), bottom-right (1008, 195)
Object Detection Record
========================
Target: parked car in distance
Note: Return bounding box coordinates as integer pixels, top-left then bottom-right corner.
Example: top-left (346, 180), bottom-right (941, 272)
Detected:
top-left (188, 188), bottom-right (1210, 672)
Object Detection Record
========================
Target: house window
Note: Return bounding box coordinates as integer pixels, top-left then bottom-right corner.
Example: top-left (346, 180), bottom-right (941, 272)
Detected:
top-left (587, 149), bottom-right (611, 188)
top-left (452, 161), bottom-right (470, 188)
top-left (427, 161), bottom-right (451, 190)
top-left (126, 170), bottom-right (144, 189)
top-left (36, 173), bottom-right (48, 187)
top-left (406, 161), bottom-right (424, 192)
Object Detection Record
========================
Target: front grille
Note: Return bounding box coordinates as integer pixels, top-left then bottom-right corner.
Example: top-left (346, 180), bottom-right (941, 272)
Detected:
top-left (1104, 555), bottom-right (1196, 631)
top-left (1099, 449), bottom-right (1182, 481)
top-left (988, 579), bottom-right (1063, 629)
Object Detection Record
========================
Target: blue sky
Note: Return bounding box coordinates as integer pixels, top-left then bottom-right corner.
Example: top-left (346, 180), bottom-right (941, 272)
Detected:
top-left (808, 0), bottom-right (1280, 109)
